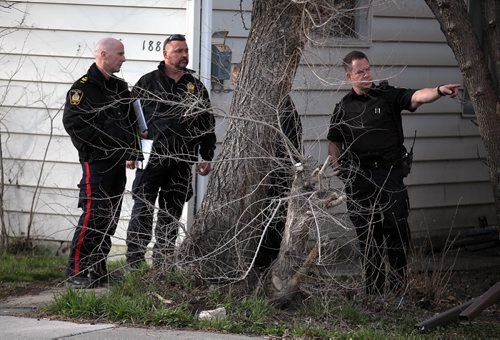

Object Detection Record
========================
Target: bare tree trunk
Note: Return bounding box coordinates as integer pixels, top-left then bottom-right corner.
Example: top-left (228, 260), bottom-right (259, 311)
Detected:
top-left (424, 0), bottom-right (500, 227)
top-left (267, 158), bottom-right (347, 303)
top-left (179, 0), bottom-right (307, 280)
top-left (483, 0), bottom-right (500, 93)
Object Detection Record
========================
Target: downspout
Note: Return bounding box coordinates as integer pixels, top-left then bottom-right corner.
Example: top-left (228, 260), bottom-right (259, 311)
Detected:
top-left (184, 0), bottom-right (202, 229)
top-left (196, 0), bottom-right (213, 212)
top-left (186, 0), bottom-right (201, 72)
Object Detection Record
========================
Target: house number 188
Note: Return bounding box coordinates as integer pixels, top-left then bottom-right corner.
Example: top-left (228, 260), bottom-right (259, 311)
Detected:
top-left (142, 40), bottom-right (162, 52)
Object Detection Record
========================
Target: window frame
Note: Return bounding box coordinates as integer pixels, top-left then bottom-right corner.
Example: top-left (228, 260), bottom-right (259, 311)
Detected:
top-left (310, 0), bottom-right (372, 48)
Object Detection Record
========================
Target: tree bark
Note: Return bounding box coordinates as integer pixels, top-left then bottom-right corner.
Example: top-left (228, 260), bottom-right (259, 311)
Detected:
top-left (483, 0), bottom-right (500, 96)
top-left (267, 159), bottom-right (347, 303)
top-left (179, 0), bottom-right (307, 280)
top-left (424, 0), bottom-right (500, 227)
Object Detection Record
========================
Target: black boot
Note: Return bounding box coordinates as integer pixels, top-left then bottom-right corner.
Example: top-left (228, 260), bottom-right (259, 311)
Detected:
top-left (66, 273), bottom-right (95, 289)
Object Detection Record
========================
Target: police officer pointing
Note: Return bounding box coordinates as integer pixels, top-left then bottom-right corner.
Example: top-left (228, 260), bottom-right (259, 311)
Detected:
top-left (63, 38), bottom-right (140, 288)
top-left (328, 50), bottom-right (460, 299)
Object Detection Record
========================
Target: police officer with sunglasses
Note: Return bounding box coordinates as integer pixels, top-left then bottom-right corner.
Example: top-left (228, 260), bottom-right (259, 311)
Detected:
top-left (125, 34), bottom-right (216, 270)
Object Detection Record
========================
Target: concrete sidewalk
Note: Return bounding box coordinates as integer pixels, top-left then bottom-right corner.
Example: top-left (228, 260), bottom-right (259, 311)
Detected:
top-left (0, 288), bottom-right (258, 339)
top-left (0, 315), bottom-right (258, 339)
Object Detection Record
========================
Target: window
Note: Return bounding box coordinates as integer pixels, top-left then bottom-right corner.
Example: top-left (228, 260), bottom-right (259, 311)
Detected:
top-left (309, 0), bottom-right (371, 46)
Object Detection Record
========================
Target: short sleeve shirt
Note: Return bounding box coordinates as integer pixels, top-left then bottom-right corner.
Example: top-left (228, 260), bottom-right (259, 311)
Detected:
top-left (327, 83), bottom-right (416, 160)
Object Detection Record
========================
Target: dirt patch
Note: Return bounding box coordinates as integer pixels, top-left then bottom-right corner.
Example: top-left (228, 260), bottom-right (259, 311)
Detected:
top-left (415, 269), bottom-right (500, 322)
top-left (0, 280), bottom-right (63, 301)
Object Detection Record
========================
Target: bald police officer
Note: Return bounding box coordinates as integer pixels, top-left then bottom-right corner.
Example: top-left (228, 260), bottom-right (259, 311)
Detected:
top-left (63, 38), bottom-right (140, 288)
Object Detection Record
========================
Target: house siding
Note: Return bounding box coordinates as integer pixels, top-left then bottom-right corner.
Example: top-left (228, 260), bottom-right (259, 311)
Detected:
top-left (0, 0), bottom-right (495, 246)
top-left (0, 0), bottom-right (192, 244)
top-left (210, 0), bottom-right (495, 237)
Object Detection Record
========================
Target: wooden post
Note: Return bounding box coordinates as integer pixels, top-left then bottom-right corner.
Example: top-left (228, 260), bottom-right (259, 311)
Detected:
top-left (416, 299), bottom-right (475, 332)
top-left (417, 279), bottom-right (500, 331)
top-left (459, 280), bottom-right (500, 321)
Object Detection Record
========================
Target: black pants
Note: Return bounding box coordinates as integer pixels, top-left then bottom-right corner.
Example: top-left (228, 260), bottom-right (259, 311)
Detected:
top-left (126, 158), bottom-right (193, 267)
top-left (345, 166), bottom-right (411, 296)
top-left (66, 159), bottom-right (126, 278)
top-left (254, 165), bottom-right (293, 268)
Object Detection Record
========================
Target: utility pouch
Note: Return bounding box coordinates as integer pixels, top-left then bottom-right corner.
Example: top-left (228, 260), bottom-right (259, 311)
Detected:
top-left (401, 149), bottom-right (413, 177)
top-left (335, 153), bottom-right (350, 180)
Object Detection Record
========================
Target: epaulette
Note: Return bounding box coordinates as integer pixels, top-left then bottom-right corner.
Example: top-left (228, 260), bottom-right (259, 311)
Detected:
top-left (79, 75), bottom-right (88, 84)
top-left (379, 80), bottom-right (389, 89)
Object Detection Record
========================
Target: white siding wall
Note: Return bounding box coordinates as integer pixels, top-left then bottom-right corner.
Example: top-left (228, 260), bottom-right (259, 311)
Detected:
top-left (210, 0), bottom-right (495, 237)
top-left (0, 0), bottom-right (194, 245)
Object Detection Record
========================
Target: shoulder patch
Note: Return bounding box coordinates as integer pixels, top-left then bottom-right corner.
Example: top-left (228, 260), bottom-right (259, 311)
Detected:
top-left (69, 89), bottom-right (83, 105)
top-left (186, 82), bottom-right (196, 93)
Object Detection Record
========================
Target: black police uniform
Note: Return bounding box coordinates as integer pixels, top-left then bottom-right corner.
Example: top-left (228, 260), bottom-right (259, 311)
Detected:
top-left (327, 82), bottom-right (416, 295)
top-left (63, 63), bottom-right (139, 284)
top-left (254, 96), bottom-right (303, 267)
top-left (126, 61), bottom-right (216, 268)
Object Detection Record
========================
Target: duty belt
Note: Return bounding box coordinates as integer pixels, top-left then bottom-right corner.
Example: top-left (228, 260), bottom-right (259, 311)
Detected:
top-left (359, 158), bottom-right (404, 169)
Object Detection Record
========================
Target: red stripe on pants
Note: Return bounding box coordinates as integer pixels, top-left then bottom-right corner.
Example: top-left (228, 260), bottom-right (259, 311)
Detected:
top-left (74, 161), bottom-right (92, 275)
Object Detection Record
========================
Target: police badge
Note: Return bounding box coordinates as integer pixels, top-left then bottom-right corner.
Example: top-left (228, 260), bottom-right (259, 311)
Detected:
top-left (69, 89), bottom-right (83, 105)
top-left (186, 82), bottom-right (195, 93)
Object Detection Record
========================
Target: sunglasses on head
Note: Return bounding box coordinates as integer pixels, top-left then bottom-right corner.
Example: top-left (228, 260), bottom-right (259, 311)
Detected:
top-left (166, 34), bottom-right (185, 43)
top-left (163, 34), bottom-right (186, 49)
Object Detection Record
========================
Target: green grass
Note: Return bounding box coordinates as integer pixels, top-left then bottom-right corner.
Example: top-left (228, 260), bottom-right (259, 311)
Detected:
top-left (3, 253), bottom-right (497, 340)
top-left (41, 268), bottom-right (500, 340)
top-left (43, 271), bottom-right (195, 326)
top-left (41, 270), bottom-right (422, 339)
top-left (0, 253), bottom-right (66, 283)
top-left (0, 252), bottom-right (66, 300)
